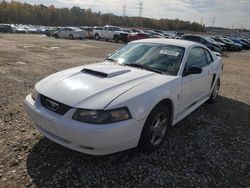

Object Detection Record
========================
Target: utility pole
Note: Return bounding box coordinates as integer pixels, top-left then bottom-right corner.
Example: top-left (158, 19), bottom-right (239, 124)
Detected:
top-left (212, 17), bottom-right (216, 27)
top-left (231, 23), bottom-right (235, 29)
top-left (200, 17), bottom-right (203, 25)
top-left (123, 4), bottom-right (126, 17)
top-left (139, 1), bottom-right (143, 17)
top-left (240, 24), bottom-right (244, 30)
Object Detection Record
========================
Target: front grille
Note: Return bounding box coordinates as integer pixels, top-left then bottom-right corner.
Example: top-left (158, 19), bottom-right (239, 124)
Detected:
top-left (40, 95), bottom-right (71, 115)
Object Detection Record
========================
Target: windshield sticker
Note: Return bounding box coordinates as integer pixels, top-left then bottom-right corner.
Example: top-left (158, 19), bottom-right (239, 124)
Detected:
top-left (159, 50), bottom-right (179, 56)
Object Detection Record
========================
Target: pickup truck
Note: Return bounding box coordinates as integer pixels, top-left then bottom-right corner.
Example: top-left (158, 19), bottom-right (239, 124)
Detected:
top-left (93, 25), bottom-right (129, 43)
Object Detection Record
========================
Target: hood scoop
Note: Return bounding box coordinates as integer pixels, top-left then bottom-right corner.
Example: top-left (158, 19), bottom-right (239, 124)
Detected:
top-left (82, 67), bottom-right (131, 78)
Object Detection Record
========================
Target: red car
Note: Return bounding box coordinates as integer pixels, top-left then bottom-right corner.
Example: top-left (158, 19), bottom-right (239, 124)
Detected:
top-left (128, 32), bottom-right (149, 41)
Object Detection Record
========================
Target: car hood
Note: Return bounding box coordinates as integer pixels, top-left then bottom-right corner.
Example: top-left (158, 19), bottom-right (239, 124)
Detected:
top-left (36, 62), bottom-right (173, 109)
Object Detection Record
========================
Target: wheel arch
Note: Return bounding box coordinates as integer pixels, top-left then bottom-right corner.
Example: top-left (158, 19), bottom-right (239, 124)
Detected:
top-left (155, 98), bottom-right (174, 125)
top-left (145, 98), bottom-right (174, 127)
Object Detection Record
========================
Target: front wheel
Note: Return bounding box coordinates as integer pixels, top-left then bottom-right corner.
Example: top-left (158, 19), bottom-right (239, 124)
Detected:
top-left (69, 34), bottom-right (74, 40)
top-left (138, 104), bottom-right (171, 152)
top-left (114, 35), bottom-right (119, 43)
top-left (207, 79), bottom-right (220, 103)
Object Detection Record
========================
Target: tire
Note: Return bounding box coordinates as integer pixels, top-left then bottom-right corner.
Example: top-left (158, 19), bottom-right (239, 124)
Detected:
top-left (114, 35), bottom-right (119, 43)
top-left (207, 79), bottom-right (220, 104)
top-left (69, 34), bottom-right (74, 40)
top-left (54, 34), bottom-right (59, 39)
top-left (138, 104), bottom-right (171, 152)
top-left (95, 34), bottom-right (100, 40)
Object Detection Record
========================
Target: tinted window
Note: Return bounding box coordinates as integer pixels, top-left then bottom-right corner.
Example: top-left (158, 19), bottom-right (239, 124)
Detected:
top-left (185, 47), bottom-right (208, 69)
top-left (204, 49), bottom-right (213, 64)
top-left (108, 27), bottom-right (113, 31)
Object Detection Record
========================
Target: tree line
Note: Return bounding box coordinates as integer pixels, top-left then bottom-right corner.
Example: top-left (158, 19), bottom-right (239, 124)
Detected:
top-left (0, 1), bottom-right (205, 31)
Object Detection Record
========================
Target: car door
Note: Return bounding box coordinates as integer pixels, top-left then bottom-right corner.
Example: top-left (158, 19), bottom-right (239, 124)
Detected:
top-left (58, 28), bottom-right (65, 38)
top-left (103, 26), bottom-right (109, 39)
top-left (107, 27), bottom-right (113, 39)
top-left (181, 47), bottom-right (213, 109)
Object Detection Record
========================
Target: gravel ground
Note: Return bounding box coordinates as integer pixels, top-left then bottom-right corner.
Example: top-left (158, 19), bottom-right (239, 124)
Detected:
top-left (0, 34), bottom-right (249, 188)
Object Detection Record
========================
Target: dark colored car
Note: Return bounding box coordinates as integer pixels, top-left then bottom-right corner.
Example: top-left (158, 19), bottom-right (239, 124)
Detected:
top-left (212, 37), bottom-right (238, 51)
top-left (240, 39), bottom-right (250, 47)
top-left (223, 38), bottom-right (242, 51)
top-left (182, 35), bottom-right (222, 53)
top-left (229, 38), bottom-right (250, 50)
top-left (0, 24), bottom-right (13, 33)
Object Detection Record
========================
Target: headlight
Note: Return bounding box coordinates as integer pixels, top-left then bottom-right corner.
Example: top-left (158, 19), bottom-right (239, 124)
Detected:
top-left (72, 107), bottom-right (132, 124)
top-left (31, 89), bottom-right (38, 101)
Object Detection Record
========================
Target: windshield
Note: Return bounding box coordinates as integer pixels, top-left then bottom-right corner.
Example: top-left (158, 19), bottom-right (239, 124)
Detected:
top-left (109, 43), bottom-right (185, 75)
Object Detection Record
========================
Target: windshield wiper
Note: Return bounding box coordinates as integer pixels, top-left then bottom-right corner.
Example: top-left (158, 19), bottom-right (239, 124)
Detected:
top-left (105, 58), bottom-right (118, 63)
top-left (125, 63), bottom-right (163, 74)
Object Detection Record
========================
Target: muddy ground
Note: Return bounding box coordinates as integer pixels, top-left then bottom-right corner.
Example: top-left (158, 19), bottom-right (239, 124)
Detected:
top-left (0, 34), bottom-right (249, 187)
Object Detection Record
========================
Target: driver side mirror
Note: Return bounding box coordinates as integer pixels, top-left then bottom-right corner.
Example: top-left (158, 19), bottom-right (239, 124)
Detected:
top-left (183, 66), bottom-right (202, 76)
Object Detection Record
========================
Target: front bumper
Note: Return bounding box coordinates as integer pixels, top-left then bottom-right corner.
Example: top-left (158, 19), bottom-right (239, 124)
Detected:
top-left (24, 94), bottom-right (145, 155)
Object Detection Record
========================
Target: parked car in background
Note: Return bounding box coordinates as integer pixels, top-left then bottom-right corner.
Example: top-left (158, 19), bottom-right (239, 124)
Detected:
top-left (228, 38), bottom-right (250, 50)
top-left (53, 27), bottom-right (85, 40)
top-left (223, 38), bottom-right (242, 51)
top-left (182, 35), bottom-right (222, 53)
top-left (239, 39), bottom-right (250, 47)
top-left (0, 24), bottom-right (13, 33)
top-left (212, 37), bottom-right (238, 51)
top-left (93, 25), bottom-right (129, 43)
top-left (127, 32), bottom-right (149, 41)
top-left (80, 26), bottom-right (94, 39)
top-left (205, 36), bottom-right (227, 51)
top-left (94, 25), bottom-right (128, 42)
top-left (24, 39), bottom-right (222, 155)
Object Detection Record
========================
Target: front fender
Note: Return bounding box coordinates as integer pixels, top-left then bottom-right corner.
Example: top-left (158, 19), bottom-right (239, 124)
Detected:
top-left (105, 77), bottom-right (181, 121)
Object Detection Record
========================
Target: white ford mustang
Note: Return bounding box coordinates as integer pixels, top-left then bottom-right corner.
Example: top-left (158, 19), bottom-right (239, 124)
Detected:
top-left (24, 39), bottom-right (222, 155)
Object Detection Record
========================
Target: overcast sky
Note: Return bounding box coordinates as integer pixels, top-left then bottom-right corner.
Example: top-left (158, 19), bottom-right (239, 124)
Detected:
top-left (12, 0), bottom-right (250, 29)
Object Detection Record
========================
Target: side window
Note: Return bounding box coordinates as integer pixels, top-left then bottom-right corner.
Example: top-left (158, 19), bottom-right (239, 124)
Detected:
top-left (199, 37), bottom-right (206, 44)
top-left (204, 49), bottom-right (213, 64)
top-left (192, 36), bottom-right (200, 42)
top-left (108, 27), bottom-right (113, 31)
top-left (185, 47), bottom-right (208, 69)
top-left (104, 27), bottom-right (108, 31)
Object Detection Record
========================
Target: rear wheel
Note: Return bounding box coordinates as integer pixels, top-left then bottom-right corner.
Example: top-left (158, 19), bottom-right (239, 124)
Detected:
top-left (207, 79), bottom-right (220, 103)
top-left (95, 34), bottom-right (100, 40)
top-left (54, 34), bottom-right (59, 39)
top-left (139, 104), bottom-right (171, 152)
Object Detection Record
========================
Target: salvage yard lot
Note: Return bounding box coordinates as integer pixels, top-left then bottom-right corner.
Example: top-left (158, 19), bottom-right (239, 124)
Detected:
top-left (0, 34), bottom-right (249, 187)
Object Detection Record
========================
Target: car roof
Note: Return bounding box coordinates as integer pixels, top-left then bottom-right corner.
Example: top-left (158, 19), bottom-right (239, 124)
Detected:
top-left (132, 38), bottom-right (199, 48)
